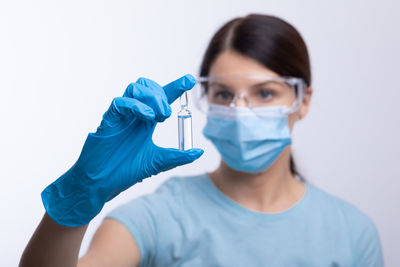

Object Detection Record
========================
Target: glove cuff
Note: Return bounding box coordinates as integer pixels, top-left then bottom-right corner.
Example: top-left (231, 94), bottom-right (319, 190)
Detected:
top-left (41, 168), bottom-right (105, 227)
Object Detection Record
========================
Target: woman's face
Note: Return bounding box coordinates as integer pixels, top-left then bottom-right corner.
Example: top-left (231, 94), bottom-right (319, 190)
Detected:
top-left (207, 50), bottom-right (312, 131)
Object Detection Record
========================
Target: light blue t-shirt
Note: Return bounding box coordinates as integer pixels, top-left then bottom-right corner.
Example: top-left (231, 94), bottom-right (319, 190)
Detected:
top-left (106, 174), bottom-right (384, 267)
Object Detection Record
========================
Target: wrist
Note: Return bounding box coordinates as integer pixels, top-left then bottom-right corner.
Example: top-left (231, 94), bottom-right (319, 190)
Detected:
top-left (41, 168), bottom-right (105, 227)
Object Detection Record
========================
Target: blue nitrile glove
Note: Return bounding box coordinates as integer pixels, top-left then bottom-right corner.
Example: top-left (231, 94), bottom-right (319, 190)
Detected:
top-left (41, 74), bottom-right (203, 227)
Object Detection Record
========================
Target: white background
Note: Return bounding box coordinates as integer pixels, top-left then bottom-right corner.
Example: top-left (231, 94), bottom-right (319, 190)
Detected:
top-left (1, 0), bottom-right (399, 266)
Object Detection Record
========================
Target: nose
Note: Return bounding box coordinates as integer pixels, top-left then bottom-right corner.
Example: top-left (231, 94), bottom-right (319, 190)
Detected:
top-left (230, 92), bottom-right (250, 108)
top-left (235, 98), bottom-right (248, 107)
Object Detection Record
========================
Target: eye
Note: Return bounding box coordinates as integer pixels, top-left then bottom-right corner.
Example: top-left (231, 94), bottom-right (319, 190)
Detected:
top-left (214, 91), bottom-right (234, 101)
top-left (257, 89), bottom-right (274, 100)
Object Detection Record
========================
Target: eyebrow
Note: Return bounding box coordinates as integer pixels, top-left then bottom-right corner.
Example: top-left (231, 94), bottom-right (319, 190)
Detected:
top-left (208, 82), bottom-right (233, 90)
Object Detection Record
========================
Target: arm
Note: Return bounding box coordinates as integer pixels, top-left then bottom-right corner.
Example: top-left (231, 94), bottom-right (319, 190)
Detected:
top-left (79, 219), bottom-right (140, 267)
top-left (19, 214), bottom-right (140, 267)
top-left (19, 213), bottom-right (88, 267)
top-left (19, 74), bottom-right (202, 267)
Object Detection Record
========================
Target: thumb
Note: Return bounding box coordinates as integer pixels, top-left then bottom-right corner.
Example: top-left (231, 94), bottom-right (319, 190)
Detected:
top-left (152, 146), bottom-right (204, 172)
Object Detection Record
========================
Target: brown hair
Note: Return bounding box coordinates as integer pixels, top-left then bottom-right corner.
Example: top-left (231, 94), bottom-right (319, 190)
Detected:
top-left (199, 14), bottom-right (311, 181)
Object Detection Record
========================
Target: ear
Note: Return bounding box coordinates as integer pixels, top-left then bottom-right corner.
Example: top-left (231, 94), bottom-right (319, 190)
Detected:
top-left (297, 86), bottom-right (313, 120)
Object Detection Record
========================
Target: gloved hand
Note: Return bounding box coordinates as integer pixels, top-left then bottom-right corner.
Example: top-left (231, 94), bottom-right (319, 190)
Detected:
top-left (41, 74), bottom-right (203, 227)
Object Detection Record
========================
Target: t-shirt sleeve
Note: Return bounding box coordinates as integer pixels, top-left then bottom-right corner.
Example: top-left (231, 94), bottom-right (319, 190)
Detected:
top-left (105, 177), bottom-right (183, 267)
top-left (351, 212), bottom-right (384, 267)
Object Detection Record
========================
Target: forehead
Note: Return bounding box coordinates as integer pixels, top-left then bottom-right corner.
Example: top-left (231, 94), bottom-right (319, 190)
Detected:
top-left (209, 50), bottom-right (280, 78)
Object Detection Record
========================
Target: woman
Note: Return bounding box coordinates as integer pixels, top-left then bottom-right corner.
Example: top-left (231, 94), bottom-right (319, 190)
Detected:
top-left (20, 14), bottom-right (384, 266)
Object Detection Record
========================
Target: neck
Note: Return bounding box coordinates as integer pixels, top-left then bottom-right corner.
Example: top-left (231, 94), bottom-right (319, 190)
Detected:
top-left (208, 147), bottom-right (305, 213)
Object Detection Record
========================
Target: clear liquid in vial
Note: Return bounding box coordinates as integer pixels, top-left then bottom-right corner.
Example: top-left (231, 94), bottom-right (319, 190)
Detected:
top-left (178, 110), bottom-right (193, 151)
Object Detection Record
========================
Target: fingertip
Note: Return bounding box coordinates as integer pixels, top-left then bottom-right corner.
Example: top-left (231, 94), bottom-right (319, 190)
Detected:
top-left (184, 74), bottom-right (197, 87)
top-left (163, 74), bottom-right (197, 104)
top-left (180, 74), bottom-right (196, 91)
top-left (187, 148), bottom-right (204, 158)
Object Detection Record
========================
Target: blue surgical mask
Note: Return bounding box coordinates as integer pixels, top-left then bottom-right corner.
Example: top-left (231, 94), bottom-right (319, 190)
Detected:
top-left (203, 104), bottom-right (292, 174)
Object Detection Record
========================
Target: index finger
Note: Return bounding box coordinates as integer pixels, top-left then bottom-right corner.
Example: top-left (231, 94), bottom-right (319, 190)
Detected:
top-left (163, 74), bottom-right (197, 104)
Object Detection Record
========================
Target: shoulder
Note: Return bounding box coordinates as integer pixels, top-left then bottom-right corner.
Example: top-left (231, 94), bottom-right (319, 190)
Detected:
top-left (306, 183), bottom-right (383, 265)
top-left (307, 183), bottom-right (376, 229)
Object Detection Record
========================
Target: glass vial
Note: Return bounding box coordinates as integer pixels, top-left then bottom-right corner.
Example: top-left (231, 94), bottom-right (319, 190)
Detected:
top-left (178, 92), bottom-right (193, 151)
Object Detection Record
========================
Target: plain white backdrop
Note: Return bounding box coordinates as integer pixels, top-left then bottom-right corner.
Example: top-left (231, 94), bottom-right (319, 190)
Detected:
top-left (1, 0), bottom-right (399, 266)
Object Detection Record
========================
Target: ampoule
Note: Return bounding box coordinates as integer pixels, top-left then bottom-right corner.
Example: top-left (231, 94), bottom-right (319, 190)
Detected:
top-left (178, 92), bottom-right (193, 151)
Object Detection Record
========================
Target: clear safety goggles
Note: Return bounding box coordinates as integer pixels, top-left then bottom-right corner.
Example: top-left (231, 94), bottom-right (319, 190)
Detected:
top-left (193, 74), bottom-right (307, 115)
